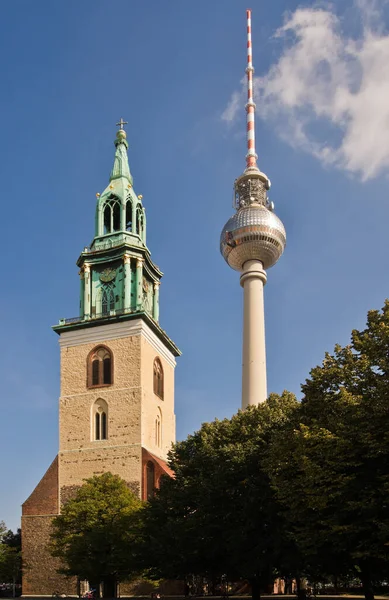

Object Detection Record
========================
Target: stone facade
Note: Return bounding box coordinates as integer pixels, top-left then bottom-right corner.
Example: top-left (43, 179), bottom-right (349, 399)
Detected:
top-left (22, 318), bottom-right (178, 596)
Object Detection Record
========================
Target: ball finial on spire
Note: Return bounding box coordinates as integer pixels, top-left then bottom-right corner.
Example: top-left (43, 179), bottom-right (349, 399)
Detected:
top-left (116, 117), bottom-right (128, 141)
top-left (114, 118), bottom-right (128, 147)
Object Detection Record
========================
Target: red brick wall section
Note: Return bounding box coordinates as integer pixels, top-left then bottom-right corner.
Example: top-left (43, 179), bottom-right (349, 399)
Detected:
top-left (141, 448), bottom-right (174, 501)
top-left (22, 456), bottom-right (59, 516)
top-left (21, 456), bottom-right (77, 596)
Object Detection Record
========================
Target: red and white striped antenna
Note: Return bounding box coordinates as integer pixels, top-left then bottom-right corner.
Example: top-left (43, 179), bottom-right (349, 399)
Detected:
top-left (245, 9), bottom-right (258, 170)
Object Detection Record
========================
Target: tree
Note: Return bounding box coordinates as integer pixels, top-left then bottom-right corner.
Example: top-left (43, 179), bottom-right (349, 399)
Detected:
top-left (0, 526), bottom-right (22, 596)
top-left (266, 302), bottom-right (389, 600)
top-left (50, 472), bottom-right (142, 598)
top-left (138, 392), bottom-right (299, 600)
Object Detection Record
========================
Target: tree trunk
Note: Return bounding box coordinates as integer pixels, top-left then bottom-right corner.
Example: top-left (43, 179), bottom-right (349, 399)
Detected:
top-left (360, 567), bottom-right (374, 600)
top-left (296, 577), bottom-right (307, 600)
top-left (210, 575), bottom-right (216, 596)
top-left (102, 575), bottom-right (117, 599)
top-left (250, 577), bottom-right (260, 600)
top-left (333, 575), bottom-right (338, 596)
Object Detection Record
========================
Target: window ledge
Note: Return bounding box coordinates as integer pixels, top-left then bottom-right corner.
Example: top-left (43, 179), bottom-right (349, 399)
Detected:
top-left (87, 383), bottom-right (114, 390)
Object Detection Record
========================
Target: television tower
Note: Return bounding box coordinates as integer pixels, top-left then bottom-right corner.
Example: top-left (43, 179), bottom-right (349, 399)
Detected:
top-left (220, 9), bottom-right (286, 409)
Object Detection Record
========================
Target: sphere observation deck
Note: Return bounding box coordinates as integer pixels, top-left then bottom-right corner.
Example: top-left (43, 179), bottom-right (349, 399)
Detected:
top-left (220, 171), bottom-right (286, 272)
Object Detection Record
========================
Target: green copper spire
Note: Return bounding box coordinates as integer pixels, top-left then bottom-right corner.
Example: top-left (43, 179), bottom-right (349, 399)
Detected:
top-left (92, 120), bottom-right (146, 247)
top-left (53, 117), bottom-right (181, 362)
top-left (110, 118), bottom-right (133, 184)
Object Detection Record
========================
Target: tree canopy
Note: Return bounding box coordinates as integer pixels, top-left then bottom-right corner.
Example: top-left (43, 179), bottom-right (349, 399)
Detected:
top-left (50, 472), bottom-right (142, 598)
top-left (0, 525), bottom-right (22, 592)
top-left (266, 301), bottom-right (389, 600)
top-left (138, 392), bottom-right (298, 598)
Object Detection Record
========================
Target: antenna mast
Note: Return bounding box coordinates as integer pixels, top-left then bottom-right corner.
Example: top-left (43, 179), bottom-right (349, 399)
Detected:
top-left (245, 9), bottom-right (258, 170)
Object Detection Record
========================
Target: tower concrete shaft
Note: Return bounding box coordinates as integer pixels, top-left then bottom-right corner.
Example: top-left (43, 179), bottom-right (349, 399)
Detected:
top-left (240, 260), bottom-right (267, 408)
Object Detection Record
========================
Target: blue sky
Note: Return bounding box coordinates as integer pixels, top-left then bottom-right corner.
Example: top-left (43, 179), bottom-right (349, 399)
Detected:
top-left (2, 0), bottom-right (389, 532)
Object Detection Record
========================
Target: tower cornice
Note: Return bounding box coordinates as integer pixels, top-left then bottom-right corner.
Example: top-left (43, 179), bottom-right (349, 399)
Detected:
top-left (52, 310), bottom-right (181, 358)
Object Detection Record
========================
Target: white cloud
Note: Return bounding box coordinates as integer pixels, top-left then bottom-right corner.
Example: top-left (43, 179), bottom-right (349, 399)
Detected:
top-left (223, 2), bottom-right (389, 181)
top-left (221, 89), bottom-right (242, 124)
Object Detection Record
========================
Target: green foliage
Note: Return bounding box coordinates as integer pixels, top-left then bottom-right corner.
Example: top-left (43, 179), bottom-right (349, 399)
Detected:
top-left (50, 472), bottom-right (142, 594)
top-left (0, 526), bottom-right (22, 584)
top-left (266, 301), bottom-right (389, 595)
top-left (138, 392), bottom-right (299, 588)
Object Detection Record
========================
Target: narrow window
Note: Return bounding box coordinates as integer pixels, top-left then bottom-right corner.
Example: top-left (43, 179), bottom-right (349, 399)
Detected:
top-left (92, 399), bottom-right (108, 441)
top-left (92, 359), bottom-right (99, 386)
top-left (153, 358), bottom-right (164, 400)
top-left (88, 346), bottom-right (113, 388)
top-left (126, 200), bottom-right (132, 231)
top-left (102, 287), bottom-right (115, 316)
top-left (101, 412), bottom-right (107, 440)
top-left (146, 461), bottom-right (155, 500)
top-left (109, 288), bottom-right (115, 311)
top-left (95, 412), bottom-right (100, 440)
top-left (103, 357), bottom-right (111, 384)
top-left (155, 413), bottom-right (161, 447)
top-left (102, 289), bottom-right (108, 315)
top-left (112, 203), bottom-right (120, 231)
top-left (103, 205), bottom-right (111, 234)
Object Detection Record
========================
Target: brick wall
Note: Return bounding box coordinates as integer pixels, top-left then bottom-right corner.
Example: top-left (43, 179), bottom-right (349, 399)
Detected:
top-left (22, 457), bottom-right (59, 516)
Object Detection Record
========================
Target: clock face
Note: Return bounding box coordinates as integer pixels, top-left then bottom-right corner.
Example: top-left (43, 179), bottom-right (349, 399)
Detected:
top-left (100, 268), bottom-right (116, 283)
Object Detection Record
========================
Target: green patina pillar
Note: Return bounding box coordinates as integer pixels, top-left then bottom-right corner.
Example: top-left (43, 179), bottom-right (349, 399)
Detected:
top-left (123, 254), bottom-right (132, 310)
top-left (132, 201), bottom-right (137, 236)
top-left (79, 269), bottom-right (85, 318)
top-left (84, 264), bottom-right (91, 318)
top-left (142, 208), bottom-right (147, 244)
top-left (135, 257), bottom-right (143, 310)
top-left (121, 203), bottom-right (126, 232)
top-left (153, 281), bottom-right (160, 321)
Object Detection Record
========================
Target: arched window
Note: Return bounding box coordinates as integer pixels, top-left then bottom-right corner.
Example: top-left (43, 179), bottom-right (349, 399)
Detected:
top-left (153, 358), bottom-right (164, 399)
top-left (102, 196), bottom-right (120, 234)
top-left (102, 286), bottom-right (115, 315)
top-left (155, 412), bottom-right (161, 448)
top-left (92, 398), bottom-right (108, 440)
top-left (125, 200), bottom-right (132, 231)
top-left (112, 203), bottom-right (120, 231)
top-left (88, 346), bottom-right (113, 388)
top-left (146, 461), bottom-right (155, 500)
top-left (103, 204), bottom-right (111, 234)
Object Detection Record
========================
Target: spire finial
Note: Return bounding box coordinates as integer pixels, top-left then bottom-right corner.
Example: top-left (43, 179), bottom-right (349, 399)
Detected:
top-left (245, 9), bottom-right (258, 170)
top-left (116, 117), bottom-right (128, 131)
top-left (110, 118), bottom-right (132, 183)
top-left (115, 117), bottom-right (128, 145)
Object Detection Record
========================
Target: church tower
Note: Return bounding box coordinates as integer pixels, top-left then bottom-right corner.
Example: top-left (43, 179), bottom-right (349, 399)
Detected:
top-left (21, 122), bottom-right (180, 596)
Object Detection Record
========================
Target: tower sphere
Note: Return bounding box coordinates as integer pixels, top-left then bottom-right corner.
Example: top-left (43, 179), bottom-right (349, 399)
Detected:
top-left (220, 203), bottom-right (286, 271)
